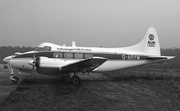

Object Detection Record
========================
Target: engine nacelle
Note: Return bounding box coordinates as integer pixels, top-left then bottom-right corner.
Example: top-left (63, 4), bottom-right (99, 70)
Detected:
top-left (35, 57), bottom-right (65, 75)
top-left (36, 57), bottom-right (61, 68)
top-left (35, 57), bottom-right (82, 75)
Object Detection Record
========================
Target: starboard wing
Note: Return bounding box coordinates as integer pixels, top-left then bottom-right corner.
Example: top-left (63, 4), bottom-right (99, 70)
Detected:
top-left (61, 57), bottom-right (107, 73)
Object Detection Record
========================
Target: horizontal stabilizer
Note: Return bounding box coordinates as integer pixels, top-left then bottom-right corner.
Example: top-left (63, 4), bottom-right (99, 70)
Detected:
top-left (162, 56), bottom-right (175, 60)
top-left (147, 56), bottom-right (175, 60)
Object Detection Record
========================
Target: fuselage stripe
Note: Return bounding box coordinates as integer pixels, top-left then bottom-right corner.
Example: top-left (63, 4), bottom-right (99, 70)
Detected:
top-left (14, 51), bottom-right (166, 60)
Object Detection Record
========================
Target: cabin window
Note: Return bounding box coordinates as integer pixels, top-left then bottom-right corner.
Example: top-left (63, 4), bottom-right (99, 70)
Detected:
top-left (74, 53), bottom-right (83, 59)
top-left (64, 53), bottom-right (73, 58)
top-left (84, 54), bottom-right (93, 58)
top-left (53, 53), bottom-right (63, 58)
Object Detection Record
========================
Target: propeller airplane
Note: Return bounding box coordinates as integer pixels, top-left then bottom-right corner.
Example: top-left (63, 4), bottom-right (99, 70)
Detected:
top-left (3, 27), bottom-right (175, 84)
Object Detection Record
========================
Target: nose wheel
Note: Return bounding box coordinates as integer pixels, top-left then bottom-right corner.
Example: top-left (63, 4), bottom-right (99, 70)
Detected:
top-left (10, 76), bottom-right (19, 83)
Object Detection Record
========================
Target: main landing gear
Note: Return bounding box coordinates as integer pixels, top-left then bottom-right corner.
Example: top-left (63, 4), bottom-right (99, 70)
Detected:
top-left (62, 72), bottom-right (81, 85)
top-left (70, 76), bottom-right (80, 85)
top-left (70, 72), bottom-right (81, 85)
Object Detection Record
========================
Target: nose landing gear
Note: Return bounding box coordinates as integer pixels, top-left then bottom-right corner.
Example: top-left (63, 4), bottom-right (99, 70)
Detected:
top-left (9, 66), bottom-right (19, 84)
top-left (10, 75), bottom-right (19, 83)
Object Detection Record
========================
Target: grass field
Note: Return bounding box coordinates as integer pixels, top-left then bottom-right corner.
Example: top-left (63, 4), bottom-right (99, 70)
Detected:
top-left (0, 65), bottom-right (180, 111)
top-left (0, 64), bottom-right (28, 104)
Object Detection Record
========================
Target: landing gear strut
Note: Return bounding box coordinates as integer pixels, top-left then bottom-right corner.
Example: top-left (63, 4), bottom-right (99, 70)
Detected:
top-left (9, 66), bottom-right (19, 84)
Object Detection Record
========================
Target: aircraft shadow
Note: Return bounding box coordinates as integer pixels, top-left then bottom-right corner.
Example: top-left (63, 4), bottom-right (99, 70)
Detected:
top-left (19, 74), bottom-right (172, 85)
top-left (14, 74), bottom-right (176, 97)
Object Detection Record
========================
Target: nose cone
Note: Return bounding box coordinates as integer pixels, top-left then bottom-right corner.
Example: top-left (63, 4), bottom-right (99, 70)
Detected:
top-left (9, 57), bottom-right (33, 71)
top-left (3, 55), bottom-right (14, 63)
top-left (3, 58), bottom-right (7, 63)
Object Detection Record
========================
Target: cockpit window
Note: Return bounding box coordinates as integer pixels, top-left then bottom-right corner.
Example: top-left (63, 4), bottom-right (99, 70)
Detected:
top-left (33, 47), bottom-right (39, 51)
top-left (33, 46), bottom-right (51, 51)
top-left (41, 46), bottom-right (51, 51)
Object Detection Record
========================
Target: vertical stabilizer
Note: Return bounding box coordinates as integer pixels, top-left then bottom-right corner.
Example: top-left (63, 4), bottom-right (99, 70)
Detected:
top-left (132, 27), bottom-right (161, 56)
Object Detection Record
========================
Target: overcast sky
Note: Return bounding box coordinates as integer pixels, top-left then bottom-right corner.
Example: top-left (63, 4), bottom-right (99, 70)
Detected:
top-left (0, 0), bottom-right (180, 48)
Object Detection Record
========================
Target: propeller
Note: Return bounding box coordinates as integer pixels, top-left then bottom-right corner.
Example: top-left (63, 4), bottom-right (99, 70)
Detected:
top-left (28, 53), bottom-right (37, 79)
top-left (32, 53), bottom-right (36, 78)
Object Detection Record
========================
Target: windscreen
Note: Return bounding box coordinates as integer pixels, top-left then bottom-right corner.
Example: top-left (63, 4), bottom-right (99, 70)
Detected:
top-left (33, 46), bottom-right (51, 51)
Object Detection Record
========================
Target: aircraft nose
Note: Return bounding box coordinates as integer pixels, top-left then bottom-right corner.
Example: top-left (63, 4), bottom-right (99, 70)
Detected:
top-left (3, 57), bottom-right (9, 63)
top-left (3, 58), bottom-right (6, 62)
top-left (9, 58), bottom-right (33, 70)
top-left (3, 55), bottom-right (14, 63)
top-left (9, 58), bottom-right (17, 68)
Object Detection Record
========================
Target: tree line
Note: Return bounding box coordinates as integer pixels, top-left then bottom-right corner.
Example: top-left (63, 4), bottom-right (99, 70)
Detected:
top-left (0, 46), bottom-right (179, 65)
top-left (160, 48), bottom-right (180, 65)
top-left (0, 46), bottom-right (34, 63)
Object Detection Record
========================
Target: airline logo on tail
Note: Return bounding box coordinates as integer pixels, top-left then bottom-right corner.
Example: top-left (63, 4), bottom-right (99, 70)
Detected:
top-left (147, 34), bottom-right (156, 47)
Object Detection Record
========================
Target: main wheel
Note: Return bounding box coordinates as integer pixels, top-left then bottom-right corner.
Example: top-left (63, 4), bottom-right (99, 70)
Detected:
top-left (11, 76), bottom-right (19, 83)
top-left (70, 76), bottom-right (81, 85)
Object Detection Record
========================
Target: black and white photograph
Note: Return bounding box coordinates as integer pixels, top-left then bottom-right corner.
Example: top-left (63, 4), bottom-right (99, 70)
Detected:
top-left (0, 0), bottom-right (180, 111)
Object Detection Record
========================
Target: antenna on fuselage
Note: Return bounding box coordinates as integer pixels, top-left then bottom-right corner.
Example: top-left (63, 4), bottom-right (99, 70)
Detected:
top-left (72, 41), bottom-right (76, 47)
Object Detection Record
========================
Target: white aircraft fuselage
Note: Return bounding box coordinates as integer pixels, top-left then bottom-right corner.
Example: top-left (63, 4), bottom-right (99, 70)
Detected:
top-left (10, 47), bottom-right (152, 73)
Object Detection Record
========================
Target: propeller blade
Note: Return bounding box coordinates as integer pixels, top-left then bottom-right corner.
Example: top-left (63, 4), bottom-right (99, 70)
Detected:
top-left (32, 53), bottom-right (36, 79)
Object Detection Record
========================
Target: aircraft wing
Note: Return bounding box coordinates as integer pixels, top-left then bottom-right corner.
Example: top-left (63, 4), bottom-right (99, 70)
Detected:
top-left (60, 57), bottom-right (108, 72)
